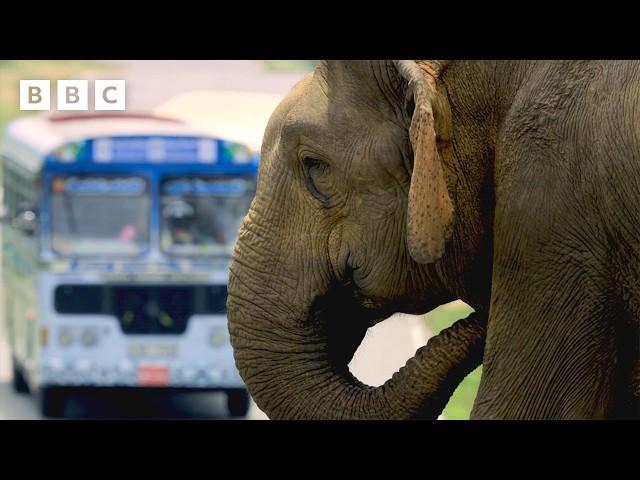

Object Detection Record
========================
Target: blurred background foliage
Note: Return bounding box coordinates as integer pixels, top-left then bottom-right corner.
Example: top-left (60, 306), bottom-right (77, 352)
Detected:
top-left (261, 60), bottom-right (317, 72)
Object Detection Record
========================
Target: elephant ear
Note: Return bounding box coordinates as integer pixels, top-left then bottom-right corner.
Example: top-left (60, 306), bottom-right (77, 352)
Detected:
top-left (394, 60), bottom-right (454, 264)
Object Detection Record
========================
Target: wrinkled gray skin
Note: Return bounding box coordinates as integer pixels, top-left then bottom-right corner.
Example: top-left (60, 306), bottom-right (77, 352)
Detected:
top-left (228, 60), bottom-right (640, 420)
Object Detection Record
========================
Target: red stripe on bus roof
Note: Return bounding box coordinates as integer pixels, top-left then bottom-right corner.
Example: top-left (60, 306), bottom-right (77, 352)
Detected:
top-left (47, 113), bottom-right (183, 123)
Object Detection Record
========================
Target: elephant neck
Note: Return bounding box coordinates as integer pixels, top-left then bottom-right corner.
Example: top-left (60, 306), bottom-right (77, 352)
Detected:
top-left (431, 61), bottom-right (531, 311)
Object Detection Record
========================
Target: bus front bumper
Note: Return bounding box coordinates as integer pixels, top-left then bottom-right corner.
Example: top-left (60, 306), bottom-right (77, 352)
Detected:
top-left (39, 358), bottom-right (245, 390)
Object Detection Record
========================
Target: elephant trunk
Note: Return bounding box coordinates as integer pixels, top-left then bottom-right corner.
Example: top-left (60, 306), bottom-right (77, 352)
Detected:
top-left (227, 244), bottom-right (485, 419)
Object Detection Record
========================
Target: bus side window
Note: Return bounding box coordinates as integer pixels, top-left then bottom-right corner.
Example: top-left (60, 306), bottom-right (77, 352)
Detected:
top-left (2, 156), bottom-right (38, 235)
top-left (1, 155), bottom-right (16, 220)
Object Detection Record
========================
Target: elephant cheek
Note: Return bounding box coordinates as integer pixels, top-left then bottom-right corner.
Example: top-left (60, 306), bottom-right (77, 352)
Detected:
top-left (328, 223), bottom-right (357, 281)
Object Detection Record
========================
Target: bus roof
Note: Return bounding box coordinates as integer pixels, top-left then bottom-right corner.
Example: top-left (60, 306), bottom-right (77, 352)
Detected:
top-left (1, 113), bottom-right (236, 172)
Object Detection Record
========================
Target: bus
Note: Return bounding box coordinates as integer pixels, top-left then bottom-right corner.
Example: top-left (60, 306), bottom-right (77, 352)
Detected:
top-left (0, 113), bottom-right (258, 417)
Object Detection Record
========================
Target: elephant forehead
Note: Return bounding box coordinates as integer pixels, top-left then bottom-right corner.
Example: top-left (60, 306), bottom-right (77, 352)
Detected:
top-left (287, 97), bottom-right (407, 161)
top-left (273, 72), bottom-right (410, 187)
top-left (285, 71), bottom-right (399, 136)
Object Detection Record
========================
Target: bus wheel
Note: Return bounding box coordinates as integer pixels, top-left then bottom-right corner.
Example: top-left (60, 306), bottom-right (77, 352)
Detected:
top-left (11, 357), bottom-right (30, 394)
top-left (39, 387), bottom-right (67, 418)
top-left (226, 389), bottom-right (250, 418)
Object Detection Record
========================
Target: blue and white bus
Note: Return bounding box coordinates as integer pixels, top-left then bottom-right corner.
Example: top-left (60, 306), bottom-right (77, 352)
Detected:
top-left (0, 113), bottom-right (258, 417)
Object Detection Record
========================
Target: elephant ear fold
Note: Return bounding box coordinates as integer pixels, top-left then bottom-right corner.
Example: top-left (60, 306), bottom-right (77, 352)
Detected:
top-left (395, 60), bottom-right (454, 264)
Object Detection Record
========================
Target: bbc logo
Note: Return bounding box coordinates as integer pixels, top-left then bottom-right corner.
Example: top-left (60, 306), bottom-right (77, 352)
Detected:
top-left (20, 80), bottom-right (126, 111)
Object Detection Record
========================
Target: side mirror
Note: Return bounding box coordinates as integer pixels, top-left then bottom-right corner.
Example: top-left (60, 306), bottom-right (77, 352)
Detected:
top-left (13, 209), bottom-right (38, 237)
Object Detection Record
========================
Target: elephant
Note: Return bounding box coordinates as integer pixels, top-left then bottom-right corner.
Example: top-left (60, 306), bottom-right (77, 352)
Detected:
top-left (227, 60), bottom-right (640, 420)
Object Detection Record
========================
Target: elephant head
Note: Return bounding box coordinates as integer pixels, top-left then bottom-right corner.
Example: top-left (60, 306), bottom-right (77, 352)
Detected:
top-left (227, 60), bottom-right (494, 419)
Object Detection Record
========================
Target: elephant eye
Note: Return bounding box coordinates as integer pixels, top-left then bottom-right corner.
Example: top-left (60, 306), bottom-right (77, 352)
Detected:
top-left (302, 156), bottom-right (331, 206)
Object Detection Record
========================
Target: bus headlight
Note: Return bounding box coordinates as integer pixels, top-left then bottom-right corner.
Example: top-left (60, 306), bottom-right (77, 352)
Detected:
top-left (59, 328), bottom-right (74, 347)
top-left (81, 329), bottom-right (98, 347)
top-left (209, 327), bottom-right (228, 347)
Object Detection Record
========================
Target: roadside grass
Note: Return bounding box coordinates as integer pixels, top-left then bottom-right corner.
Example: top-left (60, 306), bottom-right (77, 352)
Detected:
top-left (424, 301), bottom-right (481, 419)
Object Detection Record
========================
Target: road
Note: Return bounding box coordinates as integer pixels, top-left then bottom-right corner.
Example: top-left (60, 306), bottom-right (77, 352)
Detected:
top-left (0, 61), bottom-right (432, 419)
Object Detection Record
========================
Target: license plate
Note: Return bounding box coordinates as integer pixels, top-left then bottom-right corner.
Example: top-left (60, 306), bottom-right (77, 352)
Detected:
top-left (138, 365), bottom-right (169, 386)
top-left (128, 344), bottom-right (177, 358)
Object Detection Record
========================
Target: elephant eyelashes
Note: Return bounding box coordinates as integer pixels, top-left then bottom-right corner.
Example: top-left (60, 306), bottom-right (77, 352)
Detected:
top-left (302, 156), bottom-right (331, 206)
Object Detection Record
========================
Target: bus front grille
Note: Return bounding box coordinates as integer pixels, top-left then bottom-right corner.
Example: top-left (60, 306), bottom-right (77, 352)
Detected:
top-left (54, 284), bottom-right (227, 334)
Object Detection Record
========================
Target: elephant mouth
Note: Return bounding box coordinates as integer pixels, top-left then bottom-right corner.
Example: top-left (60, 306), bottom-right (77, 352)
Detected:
top-left (228, 226), bottom-right (486, 420)
top-left (308, 287), bottom-right (376, 368)
top-left (315, 285), bottom-right (473, 375)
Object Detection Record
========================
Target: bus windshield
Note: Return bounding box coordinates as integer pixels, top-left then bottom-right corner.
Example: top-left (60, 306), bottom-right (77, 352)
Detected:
top-left (160, 176), bottom-right (255, 256)
top-left (51, 176), bottom-right (150, 256)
